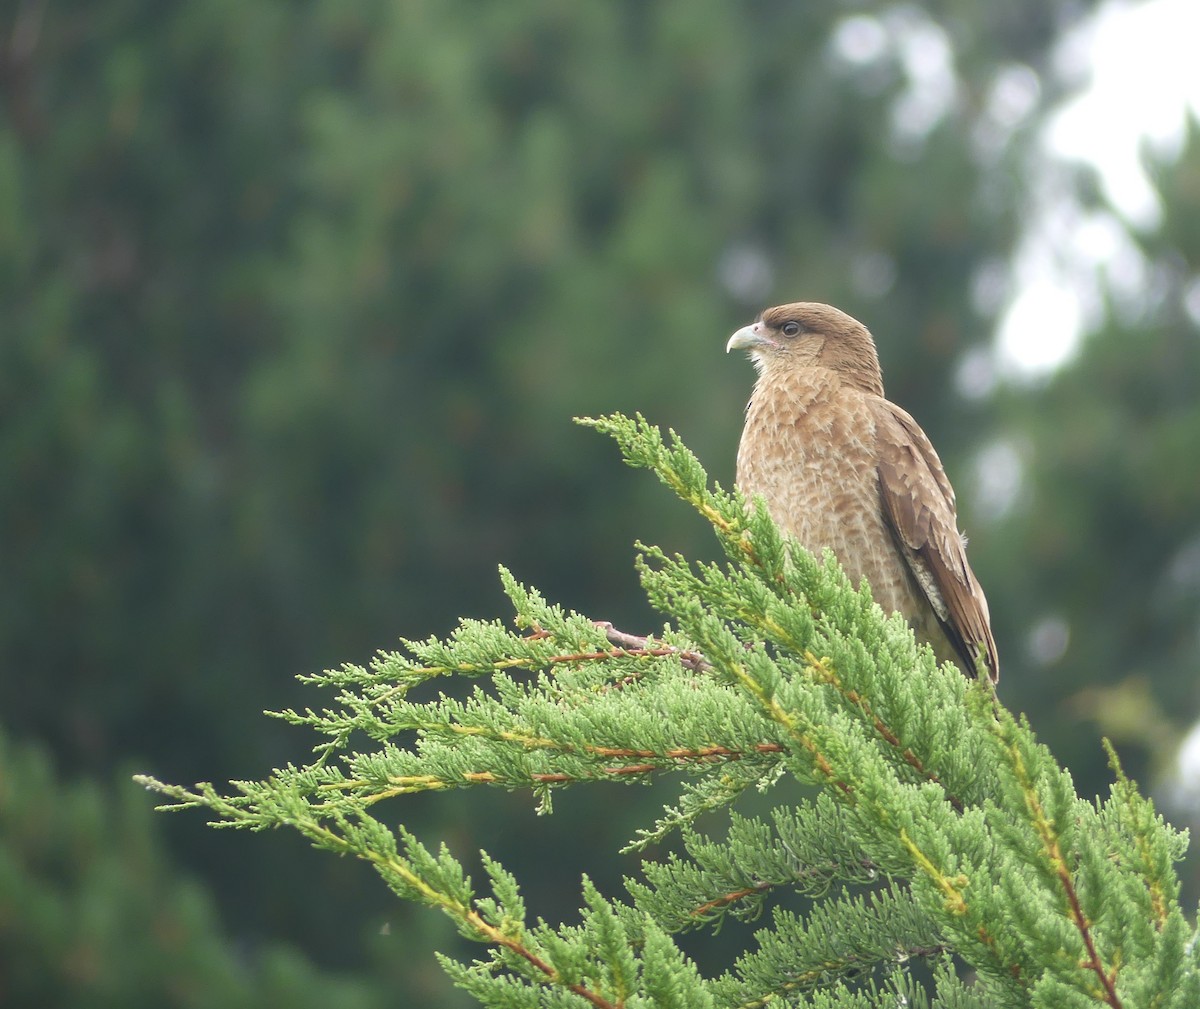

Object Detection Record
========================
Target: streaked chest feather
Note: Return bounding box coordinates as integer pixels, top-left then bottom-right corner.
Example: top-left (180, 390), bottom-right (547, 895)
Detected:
top-left (735, 375), bottom-right (916, 617)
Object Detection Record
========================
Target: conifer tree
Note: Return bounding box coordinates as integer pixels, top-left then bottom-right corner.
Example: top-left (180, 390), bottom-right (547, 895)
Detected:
top-left (140, 416), bottom-right (1198, 1007)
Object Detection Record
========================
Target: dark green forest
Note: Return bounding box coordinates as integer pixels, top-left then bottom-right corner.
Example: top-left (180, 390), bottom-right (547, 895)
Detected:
top-left (2, 2), bottom-right (1198, 1005)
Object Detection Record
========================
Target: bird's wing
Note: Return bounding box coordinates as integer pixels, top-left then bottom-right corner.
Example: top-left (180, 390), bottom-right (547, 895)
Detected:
top-left (874, 401), bottom-right (999, 681)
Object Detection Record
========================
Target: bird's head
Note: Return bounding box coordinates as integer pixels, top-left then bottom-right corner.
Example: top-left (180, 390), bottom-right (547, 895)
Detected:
top-left (726, 302), bottom-right (884, 396)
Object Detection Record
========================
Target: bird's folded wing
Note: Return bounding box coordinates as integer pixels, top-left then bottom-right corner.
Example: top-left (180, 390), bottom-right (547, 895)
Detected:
top-left (874, 402), bottom-right (999, 681)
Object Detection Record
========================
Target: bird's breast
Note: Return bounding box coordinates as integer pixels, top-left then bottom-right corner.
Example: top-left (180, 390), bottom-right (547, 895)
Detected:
top-left (735, 380), bottom-right (918, 619)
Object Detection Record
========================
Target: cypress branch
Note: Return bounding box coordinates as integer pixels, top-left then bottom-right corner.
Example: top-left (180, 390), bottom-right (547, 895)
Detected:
top-left (137, 413), bottom-right (1198, 1008)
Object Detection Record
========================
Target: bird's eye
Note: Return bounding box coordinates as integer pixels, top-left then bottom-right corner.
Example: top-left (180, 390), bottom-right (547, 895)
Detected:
top-left (781, 321), bottom-right (801, 337)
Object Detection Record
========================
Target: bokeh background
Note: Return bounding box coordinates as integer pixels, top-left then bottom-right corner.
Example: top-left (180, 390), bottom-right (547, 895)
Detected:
top-left (3, 1), bottom-right (1199, 1005)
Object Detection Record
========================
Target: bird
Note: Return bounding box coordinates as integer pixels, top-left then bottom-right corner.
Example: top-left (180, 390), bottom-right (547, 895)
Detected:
top-left (726, 302), bottom-right (999, 682)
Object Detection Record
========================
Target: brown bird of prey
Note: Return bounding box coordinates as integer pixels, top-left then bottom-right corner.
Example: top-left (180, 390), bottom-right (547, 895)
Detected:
top-left (727, 302), bottom-right (999, 681)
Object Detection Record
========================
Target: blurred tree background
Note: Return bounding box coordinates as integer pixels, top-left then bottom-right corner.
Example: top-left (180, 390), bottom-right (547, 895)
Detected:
top-left (2, 0), bottom-right (1198, 1004)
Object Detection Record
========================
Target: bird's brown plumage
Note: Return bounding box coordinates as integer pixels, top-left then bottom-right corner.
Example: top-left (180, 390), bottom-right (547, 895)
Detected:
top-left (727, 302), bottom-right (999, 681)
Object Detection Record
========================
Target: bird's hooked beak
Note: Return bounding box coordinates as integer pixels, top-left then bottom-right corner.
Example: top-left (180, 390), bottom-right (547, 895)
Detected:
top-left (726, 321), bottom-right (775, 355)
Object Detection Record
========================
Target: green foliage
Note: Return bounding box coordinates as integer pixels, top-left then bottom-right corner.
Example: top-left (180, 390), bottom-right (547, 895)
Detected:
top-left (141, 417), bottom-right (1198, 1007)
top-left (9, 0), bottom-right (1200, 1003)
top-left (0, 728), bottom-right (392, 1009)
top-left (0, 0), bottom-right (1098, 781)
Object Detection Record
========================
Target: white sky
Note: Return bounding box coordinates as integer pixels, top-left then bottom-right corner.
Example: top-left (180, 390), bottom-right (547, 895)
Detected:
top-left (1010, 0), bottom-right (1200, 811)
top-left (997, 0), bottom-right (1200, 376)
top-left (826, 1), bottom-right (1200, 380)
